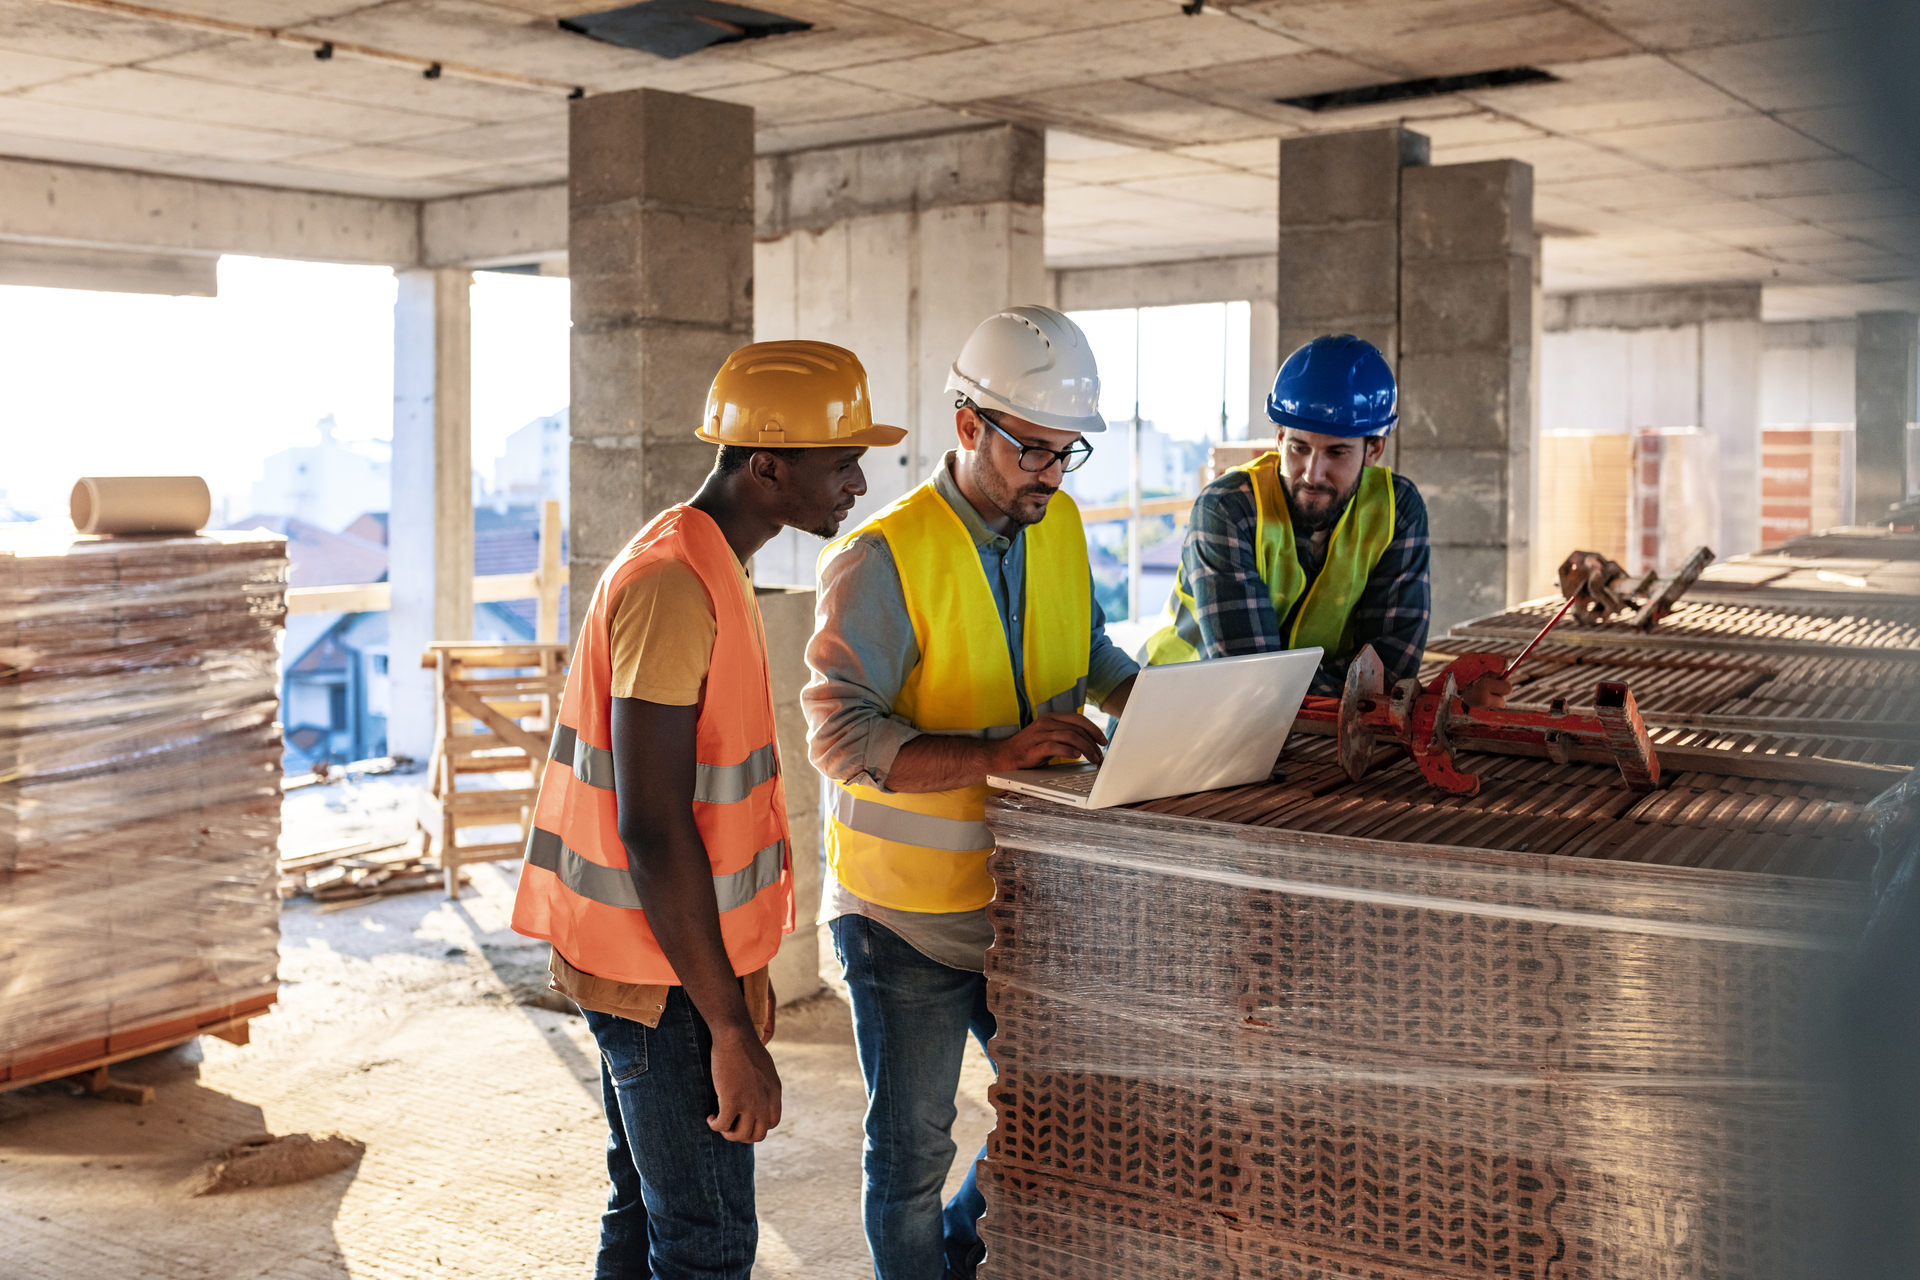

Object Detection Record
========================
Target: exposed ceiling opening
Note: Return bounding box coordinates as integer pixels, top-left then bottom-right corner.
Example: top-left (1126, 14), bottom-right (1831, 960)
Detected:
top-left (559, 0), bottom-right (811, 60)
top-left (1278, 67), bottom-right (1557, 113)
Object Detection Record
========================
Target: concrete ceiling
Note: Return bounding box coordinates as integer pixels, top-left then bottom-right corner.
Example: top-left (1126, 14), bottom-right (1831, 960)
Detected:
top-left (1, 0), bottom-right (1915, 318)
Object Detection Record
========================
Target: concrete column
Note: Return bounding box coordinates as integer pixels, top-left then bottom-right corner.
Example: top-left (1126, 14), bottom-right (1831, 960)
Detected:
top-left (1248, 297), bottom-right (1279, 438)
top-left (758, 587), bottom-right (823, 1003)
top-left (1855, 311), bottom-right (1918, 521)
top-left (753, 124), bottom-right (1045, 579)
top-left (1276, 128), bottom-right (1429, 375)
top-left (388, 267), bottom-right (473, 762)
top-left (1398, 160), bottom-right (1537, 633)
top-left (569, 88), bottom-right (754, 641)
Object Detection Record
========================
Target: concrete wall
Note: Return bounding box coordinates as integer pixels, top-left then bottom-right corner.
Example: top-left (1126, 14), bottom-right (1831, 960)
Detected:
top-left (752, 124), bottom-right (1046, 586)
top-left (1763, 320), bottom-right (1856, 424)
top-left (1539, 284), bottom-right (1764, 558)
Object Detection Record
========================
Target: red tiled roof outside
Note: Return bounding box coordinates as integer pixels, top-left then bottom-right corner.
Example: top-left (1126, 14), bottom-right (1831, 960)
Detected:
top-left (226, 513), bottom-right (388, 588)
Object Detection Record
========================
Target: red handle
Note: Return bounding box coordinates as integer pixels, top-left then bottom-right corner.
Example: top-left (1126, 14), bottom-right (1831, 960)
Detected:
top-left (1502, 590), bottom-right (1583, 680)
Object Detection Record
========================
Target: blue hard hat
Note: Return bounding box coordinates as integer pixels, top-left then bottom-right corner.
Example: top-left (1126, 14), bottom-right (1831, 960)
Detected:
top-left (1265, 334), bottom-right (1397, 437)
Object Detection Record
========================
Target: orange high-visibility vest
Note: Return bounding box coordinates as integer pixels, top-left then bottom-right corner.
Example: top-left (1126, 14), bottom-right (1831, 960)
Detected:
top-left (511, 505), bottom-right (794, 985)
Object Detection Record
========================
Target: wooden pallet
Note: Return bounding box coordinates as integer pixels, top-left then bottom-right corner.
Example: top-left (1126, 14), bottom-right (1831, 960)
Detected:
top-left (1, 992), bottom-right (277, 1094)
top-left (418, 641), bottom-right (568, 897)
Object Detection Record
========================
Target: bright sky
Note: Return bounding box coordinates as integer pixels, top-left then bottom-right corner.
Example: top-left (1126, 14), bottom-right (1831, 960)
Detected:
top-left (1071, 302), bottom-right (1252, 442)
top-left (0, 256), bottom-right (569, 523)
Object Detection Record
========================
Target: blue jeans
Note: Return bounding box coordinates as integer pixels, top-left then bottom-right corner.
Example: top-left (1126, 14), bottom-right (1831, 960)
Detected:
top-left (585, 994), bottom-right (757, 1280)
top-left (831, 913), bottom-right (995, 1280)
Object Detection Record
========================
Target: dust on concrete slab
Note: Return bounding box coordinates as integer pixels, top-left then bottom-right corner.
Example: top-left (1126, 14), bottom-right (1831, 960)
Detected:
top-left (2, 778), bottom-right (995, 1280)
top-left (187, 1132), bottom-right (368, 1196)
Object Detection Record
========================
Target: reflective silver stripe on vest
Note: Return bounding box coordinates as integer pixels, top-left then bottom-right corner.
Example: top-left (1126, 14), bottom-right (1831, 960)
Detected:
top-left (695, 742), bottom-right (779, 805)
top-left (1034, 679), bottom-right (1089, 718)
top-left (827, 786), bottom-right (993, 853)
top-left (550, 724), bottom-right (774, 800)
top-left (525, 826), bottom-right (786, 913)
top-left (550, 723), bottom-right (616, 791)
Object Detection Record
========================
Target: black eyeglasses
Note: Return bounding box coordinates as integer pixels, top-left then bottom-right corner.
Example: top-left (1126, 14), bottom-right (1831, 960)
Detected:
top-left (973, 407), bottom-right (1093, 474)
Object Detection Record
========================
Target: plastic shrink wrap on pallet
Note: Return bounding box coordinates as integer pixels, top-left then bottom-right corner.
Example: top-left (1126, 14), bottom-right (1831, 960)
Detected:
top-left (978, 762), bottom-right (1920, 1280)
top-left (1, 529), bottom-right (287, 1087)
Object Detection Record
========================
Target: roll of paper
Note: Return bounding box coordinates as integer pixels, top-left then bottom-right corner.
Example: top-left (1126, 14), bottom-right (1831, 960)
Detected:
top-left (70, 476), bottom-right (212, 536)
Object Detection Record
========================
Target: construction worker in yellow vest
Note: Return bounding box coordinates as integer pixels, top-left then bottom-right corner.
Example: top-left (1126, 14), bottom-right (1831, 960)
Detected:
top-left (513, 341), bottom-right (903, 1279)
top-left (803, 305), bottom-right (1140, 1280)
top-left (1145, 333), bottom-right (1509, 708)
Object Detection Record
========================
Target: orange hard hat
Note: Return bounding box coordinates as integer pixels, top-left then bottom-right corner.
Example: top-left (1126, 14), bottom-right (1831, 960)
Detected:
top-left (697, 340), bottom-right (906, 448)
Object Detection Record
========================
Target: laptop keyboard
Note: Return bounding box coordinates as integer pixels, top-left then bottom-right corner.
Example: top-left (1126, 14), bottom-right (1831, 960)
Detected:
top-left (1042, 769), bottom-right (1102, 796)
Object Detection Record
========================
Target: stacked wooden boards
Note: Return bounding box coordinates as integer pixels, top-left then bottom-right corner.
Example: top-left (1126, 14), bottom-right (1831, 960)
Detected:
top-left (976, 540), bottom-right (1918, 1280)
top-left (1, 529), bottom-right (287, 1088)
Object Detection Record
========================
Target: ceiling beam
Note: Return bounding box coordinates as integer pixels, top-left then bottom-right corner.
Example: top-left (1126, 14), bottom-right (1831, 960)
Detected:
top-left (0, 157), bottom-right (419, 267)
top-left (421, 184), bottom-right (567, 270)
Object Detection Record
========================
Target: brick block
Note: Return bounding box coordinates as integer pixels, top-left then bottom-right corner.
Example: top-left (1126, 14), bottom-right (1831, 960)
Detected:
top-left (1399, 445), bottom-right (1514, 546)
top-left (1396, 350), bottom-right (1527, 450)
top-left (1427, 544), bottom-right (1513, 632)
top-left (569, 205), bottom-right (753, 329)
top-left (1278, 127), bottom-right (1427, 228)
top-left (1400, 159), bottom-right (1534, 262)
top-left (569, 325), bottom-right (745, 447)
top-left (569, 88), bottom-right (753, 214)
top-left (1400, 255), bottom-right (1534, 355)
top-left (1276, 224), bottom-right (1399, 326)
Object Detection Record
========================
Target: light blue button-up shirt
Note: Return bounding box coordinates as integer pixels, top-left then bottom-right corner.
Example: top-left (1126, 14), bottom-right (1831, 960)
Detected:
top-left (802, 452), bottom-right (1138, 969)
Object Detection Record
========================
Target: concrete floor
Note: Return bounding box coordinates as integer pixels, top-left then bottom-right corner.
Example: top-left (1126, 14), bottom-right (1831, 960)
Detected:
top-left (1, 775), bottom-right (995, 1279)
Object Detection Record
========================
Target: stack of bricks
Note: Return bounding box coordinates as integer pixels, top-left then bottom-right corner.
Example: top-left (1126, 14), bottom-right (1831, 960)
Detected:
top-left (978, 539), bottom-right (1920, 1278)
top-left (1, 529), bottom-right (287, 1087)
top-left (978, 757), bottom-right (1886, 1279)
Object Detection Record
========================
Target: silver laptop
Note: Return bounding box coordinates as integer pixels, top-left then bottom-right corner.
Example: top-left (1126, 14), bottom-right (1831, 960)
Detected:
top-left (987, 647), bottom-right (1322, 809)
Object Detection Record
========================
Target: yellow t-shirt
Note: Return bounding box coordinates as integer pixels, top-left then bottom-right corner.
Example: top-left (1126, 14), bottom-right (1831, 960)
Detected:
top-left (605, 553), bottom-right (763, 706)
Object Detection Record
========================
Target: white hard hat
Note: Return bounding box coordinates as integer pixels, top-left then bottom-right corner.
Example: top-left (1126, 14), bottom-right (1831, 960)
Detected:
top-left (944, 304), bottom-right (1107, 435)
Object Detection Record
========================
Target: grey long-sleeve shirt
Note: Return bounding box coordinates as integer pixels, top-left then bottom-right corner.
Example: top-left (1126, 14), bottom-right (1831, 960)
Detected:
top-left (802, 453), bottom-right (1138, 970)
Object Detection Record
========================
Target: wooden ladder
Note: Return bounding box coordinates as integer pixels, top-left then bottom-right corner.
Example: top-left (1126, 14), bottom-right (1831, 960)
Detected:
top-left (418, 641), bottom-right (569, 898)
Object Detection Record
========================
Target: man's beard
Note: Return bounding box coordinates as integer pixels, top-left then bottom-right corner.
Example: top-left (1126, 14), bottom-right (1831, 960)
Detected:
top-left (1282, 474), bottom-right (1362, 534)
top-left (986, 471), bottom-right (1057, 527)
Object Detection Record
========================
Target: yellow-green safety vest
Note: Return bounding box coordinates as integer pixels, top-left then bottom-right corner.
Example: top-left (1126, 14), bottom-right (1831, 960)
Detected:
top-left (821, 480), bottom-right (1091, 913)
top-left (1144, 454), bottom-right (1396, 666)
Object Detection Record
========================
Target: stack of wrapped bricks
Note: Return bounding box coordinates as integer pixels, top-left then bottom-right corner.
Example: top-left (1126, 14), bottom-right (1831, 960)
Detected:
top-left (978, 742), bottom-right (1909, 1280)
top-left (1, 529), bottom-right (287, 1088)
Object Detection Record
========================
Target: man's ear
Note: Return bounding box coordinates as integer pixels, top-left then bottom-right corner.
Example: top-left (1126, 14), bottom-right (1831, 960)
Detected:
top-left (955, 407), bottom-right (982, 451)
top-left (748, 449), bottom-right (785, 489)
top-left (1364, 436), bottom-right (1389, 467)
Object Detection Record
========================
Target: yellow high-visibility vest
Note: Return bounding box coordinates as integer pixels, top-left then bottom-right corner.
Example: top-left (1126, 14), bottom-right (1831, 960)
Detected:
top-left (1145, 454), bottom-right (1395, 665)
top-left (822, 480), bottom-right (1091, 913)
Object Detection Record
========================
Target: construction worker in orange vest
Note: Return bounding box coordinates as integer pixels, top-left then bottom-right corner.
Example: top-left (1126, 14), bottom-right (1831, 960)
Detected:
top-left (512, 340), bottom-right (904, 1280)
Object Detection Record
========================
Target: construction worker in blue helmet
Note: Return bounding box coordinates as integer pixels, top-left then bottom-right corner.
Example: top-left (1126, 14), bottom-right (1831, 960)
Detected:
top-left (1145, 333), bottom-right (1508, 707)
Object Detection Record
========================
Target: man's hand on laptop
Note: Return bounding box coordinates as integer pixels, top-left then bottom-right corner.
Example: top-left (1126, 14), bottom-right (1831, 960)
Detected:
top-left (993, 712), bottom-right (1110, 770)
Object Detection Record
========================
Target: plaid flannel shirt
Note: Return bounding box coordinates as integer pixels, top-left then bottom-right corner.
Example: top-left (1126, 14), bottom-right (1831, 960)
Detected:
top-left (1179, 468), bottom-right (1431, 697)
